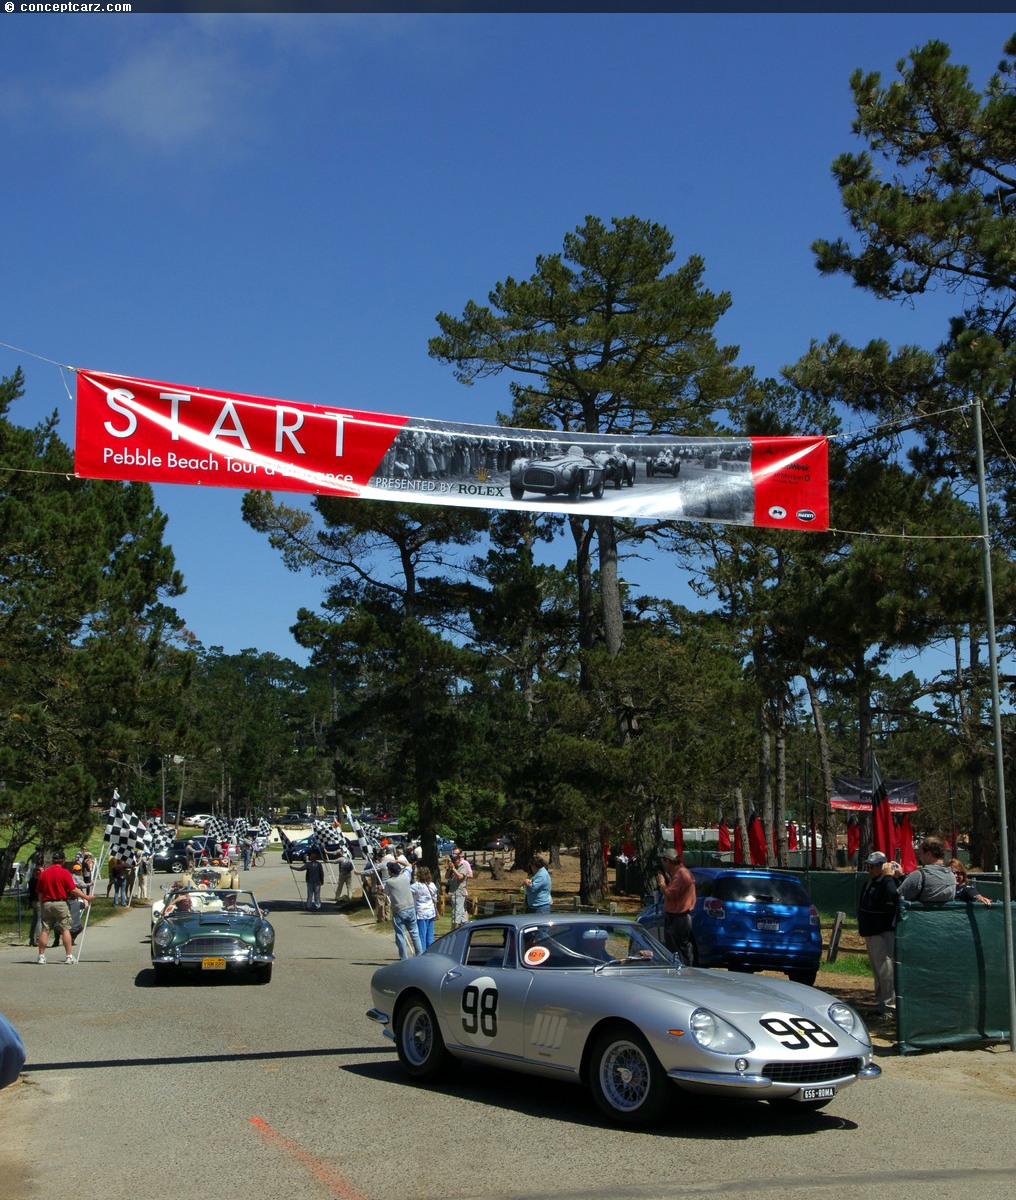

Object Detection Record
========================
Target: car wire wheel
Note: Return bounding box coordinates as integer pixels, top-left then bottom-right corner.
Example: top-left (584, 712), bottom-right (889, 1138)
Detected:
top-left (395, 996), bottom-right (455, 1082)
top-left (590, 1027), bottom-right (667, 1126)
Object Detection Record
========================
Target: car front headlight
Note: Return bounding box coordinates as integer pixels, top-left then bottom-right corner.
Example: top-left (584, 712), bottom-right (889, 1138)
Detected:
top-left (255, 921), bottom-right (275, 949)
top-left (828, 1002), bottom-right (871, 1047)
top-left (689, 1007), bottom-right (754, 1054)
top-left (153, 921), bottom-right (174, 950)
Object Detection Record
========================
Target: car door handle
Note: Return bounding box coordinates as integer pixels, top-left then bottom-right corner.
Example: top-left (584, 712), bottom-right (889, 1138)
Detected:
top-left (444, 970), bottom-right (462, 981)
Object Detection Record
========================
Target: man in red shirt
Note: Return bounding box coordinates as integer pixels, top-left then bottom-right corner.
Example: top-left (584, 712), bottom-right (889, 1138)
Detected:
top-left (35, 850), bottom-right (95, 965)
top-left (660, 848), bottom-right (697, 965)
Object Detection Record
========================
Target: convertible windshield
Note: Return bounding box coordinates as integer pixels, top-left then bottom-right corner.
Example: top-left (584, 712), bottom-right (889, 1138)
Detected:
top-left (162, 889), bottom-right (260, 917)
top-left (520, 921), bottom-right (672, 969)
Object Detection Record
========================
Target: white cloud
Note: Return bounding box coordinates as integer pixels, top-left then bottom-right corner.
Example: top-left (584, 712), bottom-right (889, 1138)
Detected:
top-left (57, 39), bottom-right (256, 154)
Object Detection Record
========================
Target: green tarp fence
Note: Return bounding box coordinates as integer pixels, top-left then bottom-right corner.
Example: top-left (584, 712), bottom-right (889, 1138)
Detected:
top-left (895, 901), bottom-right (1016, 1054)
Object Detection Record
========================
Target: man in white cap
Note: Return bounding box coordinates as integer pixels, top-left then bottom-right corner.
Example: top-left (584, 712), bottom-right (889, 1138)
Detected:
top-left (857, 851), bottom-right (900, 1016)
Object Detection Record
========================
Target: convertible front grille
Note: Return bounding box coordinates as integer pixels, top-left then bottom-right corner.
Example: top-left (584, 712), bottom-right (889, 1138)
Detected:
top-left (524, 469), bottom-right (557, 487)
top-left (763, 1058), bottom-right (862, 1085)
top-left (182, 937), bottom-right (247, 957)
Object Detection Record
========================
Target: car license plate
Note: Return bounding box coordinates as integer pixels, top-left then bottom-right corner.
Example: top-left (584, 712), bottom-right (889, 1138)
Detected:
top-left (756, 918), bottom-right (780, 932)
top-left (800, 1086), bottom-right (835, 1101)
top-left (201, 956), bottom-right (226, 970)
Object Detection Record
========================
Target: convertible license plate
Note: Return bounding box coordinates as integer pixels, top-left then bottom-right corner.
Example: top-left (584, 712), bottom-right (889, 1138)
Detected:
top-left (800, 1086), bottom-right (835, 1101)
top-left (756, 918), bottom-right (780, 932)
top-left (201, 956), bottom-right (226, 970)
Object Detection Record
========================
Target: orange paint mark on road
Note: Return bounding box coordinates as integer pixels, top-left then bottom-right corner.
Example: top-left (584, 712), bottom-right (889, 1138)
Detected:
top-left (249, 1117), bottom-right (371, 1200)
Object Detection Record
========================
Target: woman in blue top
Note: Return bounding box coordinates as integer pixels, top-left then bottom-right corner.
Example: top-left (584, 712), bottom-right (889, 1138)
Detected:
top-left (524, 855), bottom-right (552, 913)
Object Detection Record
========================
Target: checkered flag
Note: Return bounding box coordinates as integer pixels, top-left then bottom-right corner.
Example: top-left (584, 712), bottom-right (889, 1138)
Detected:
top-left (146, 818), bottom-right (175, 857)
top-left (231, 817), bottom-right (248, 841)
top-left (256, 818), bottom-right (272, 839)
top-left (343, 806), bottom-right (370, 859)
top-left (204, 815), bottom-right (231, 846)
top-left (104, 798), bottom-right (152, 855)
top-left (312, 819), bottom-right (350, 861)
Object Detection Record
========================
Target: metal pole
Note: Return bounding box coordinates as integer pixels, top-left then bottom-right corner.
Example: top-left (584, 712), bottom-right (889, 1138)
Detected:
top-left (972, 396), bottom-right (1016, 1052)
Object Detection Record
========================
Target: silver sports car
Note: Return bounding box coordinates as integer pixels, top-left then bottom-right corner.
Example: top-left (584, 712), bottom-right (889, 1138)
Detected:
top-left (367, 914), bottom-right (879, 1126)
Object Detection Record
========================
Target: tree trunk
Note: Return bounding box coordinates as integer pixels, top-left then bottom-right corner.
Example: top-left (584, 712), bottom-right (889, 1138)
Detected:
top-left (579, 827), bottom-right (607, 905)
top-left (597, 516), bottom-right (624, 657)
top-left (802, 668), bottom-right (838, 870)
top-left (774, 693), bottom-right (788, 868)
top-left (734, 786), bottom-right (749, 864)
top-left (758, 705), bottom-right (773, 866)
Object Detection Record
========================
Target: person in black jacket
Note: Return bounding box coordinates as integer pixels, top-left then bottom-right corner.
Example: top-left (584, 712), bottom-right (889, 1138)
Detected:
top-left (857, 851), bottom-right (900, 1016)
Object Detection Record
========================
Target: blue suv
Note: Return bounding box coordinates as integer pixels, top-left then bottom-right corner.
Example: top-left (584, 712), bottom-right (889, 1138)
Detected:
top-left (636, 867), bottom-right (822, 985)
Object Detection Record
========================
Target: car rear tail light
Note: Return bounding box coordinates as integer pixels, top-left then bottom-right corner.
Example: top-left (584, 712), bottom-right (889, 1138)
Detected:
top-left (809, 904), bottom-right (820, 926)
top-left (703, 898), bottom-right (726, 920)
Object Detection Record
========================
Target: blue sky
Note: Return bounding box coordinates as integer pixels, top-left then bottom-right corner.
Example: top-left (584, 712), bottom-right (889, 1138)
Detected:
top-left (1, 12), bottom-right (1010, 664)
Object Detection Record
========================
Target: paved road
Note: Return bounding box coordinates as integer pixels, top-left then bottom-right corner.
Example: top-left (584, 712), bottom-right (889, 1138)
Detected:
top-left (3, 858), bottom-right (1016, 1200)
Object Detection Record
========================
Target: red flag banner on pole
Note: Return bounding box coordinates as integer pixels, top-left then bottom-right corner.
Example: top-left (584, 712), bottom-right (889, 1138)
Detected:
top-left (748, 815), bottom-right (767, 866)
top-left (788, 821), bottom-right (798, 851)
top-left (73, 370), bottom-right (830, 531)
top-left (733, 825), bottom-right (744, 865)
top-left (673, 818), bottom-right (684, 857)
top-left (899, 813), bottom-right (918, 873)
top-left (717, 821), bottom-right (731, 852)
top-left (846, 816), bottom-right (860, 861)
top-left (871, 754), bottom-right (896, 859)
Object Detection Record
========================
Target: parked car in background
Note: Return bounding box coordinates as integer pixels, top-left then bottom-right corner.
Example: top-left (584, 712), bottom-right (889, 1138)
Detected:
top-left (179, 813), bottom-right (212, 829)
top-left (277, 813), bottom-right (312, 826)
top-left (636, 867), bottom-right (822, 986)
top-left (155, 836), bottom-right (217, 874)
top-left (280, 836), bottom-right (315, 863)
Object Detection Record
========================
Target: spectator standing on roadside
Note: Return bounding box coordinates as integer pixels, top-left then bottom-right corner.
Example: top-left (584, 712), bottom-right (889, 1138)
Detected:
top-left (897, 836), bottom-right (956, 903)
top-left (857, 850), bottom-right (900, 1016)
top-left (334, 856), bottom-right (356, 904)
top-left (34, 851), bottom-right (94, 965)
top-left (108, 855), bottom-right (129, 906)
top-left (445, 847), bottom-right (473, 930)
top-left (241, 834), bottom-right (254, 871)
top-left (411, 866), bottom-right (439, 948)
top-left (80, 852), bottom-right (95, 892)
top-left (660, 848), bottom-right (696, 964)
top-left (293, 849), bottom-right (324, 910)
top-left (137, 853), bottom-right (152, 902)
top-left (384, 860), bottom-right (423, 958)
top-left (523, 855), bottom-right (552, 913)
top-left (27, 858), bottom-right (42, 947)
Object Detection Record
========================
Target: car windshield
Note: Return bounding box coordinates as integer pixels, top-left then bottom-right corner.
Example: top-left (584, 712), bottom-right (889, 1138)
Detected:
top-left (713, 876), bottom-right (811, 905)
top-left (162, 889), bottom-right (260, 917)
top-left (519, 920), bottom-right (672, 969)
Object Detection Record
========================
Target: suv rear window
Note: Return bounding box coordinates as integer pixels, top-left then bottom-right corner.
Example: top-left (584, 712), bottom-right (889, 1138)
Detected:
top-left (712, 876), bottom-right (811, 905)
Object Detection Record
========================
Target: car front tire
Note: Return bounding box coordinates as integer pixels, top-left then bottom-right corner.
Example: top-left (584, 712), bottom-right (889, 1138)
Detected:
top-left (395, 995), bottom-right (455, 1082)
top-left (589, 1026), bottom-right (668, 1127)
top-left (787, 968), bottom-right (818, 986)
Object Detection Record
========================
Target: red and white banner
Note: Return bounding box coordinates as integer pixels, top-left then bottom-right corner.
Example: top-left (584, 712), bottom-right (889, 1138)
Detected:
top-left (74, 370), bottom-right (829, 531)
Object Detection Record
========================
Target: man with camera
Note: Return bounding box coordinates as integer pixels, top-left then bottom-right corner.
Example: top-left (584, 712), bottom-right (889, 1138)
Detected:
top-left (857, 850), bottom-right (900, 1016)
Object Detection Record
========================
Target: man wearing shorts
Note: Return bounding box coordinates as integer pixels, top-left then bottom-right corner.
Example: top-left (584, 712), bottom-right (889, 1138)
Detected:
top-left (35, 850), bottom-right (95, 965)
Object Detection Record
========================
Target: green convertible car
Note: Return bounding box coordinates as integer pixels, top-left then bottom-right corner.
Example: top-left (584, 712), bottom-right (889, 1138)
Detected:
top-left (150, 886), bottom-right (275, 984)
